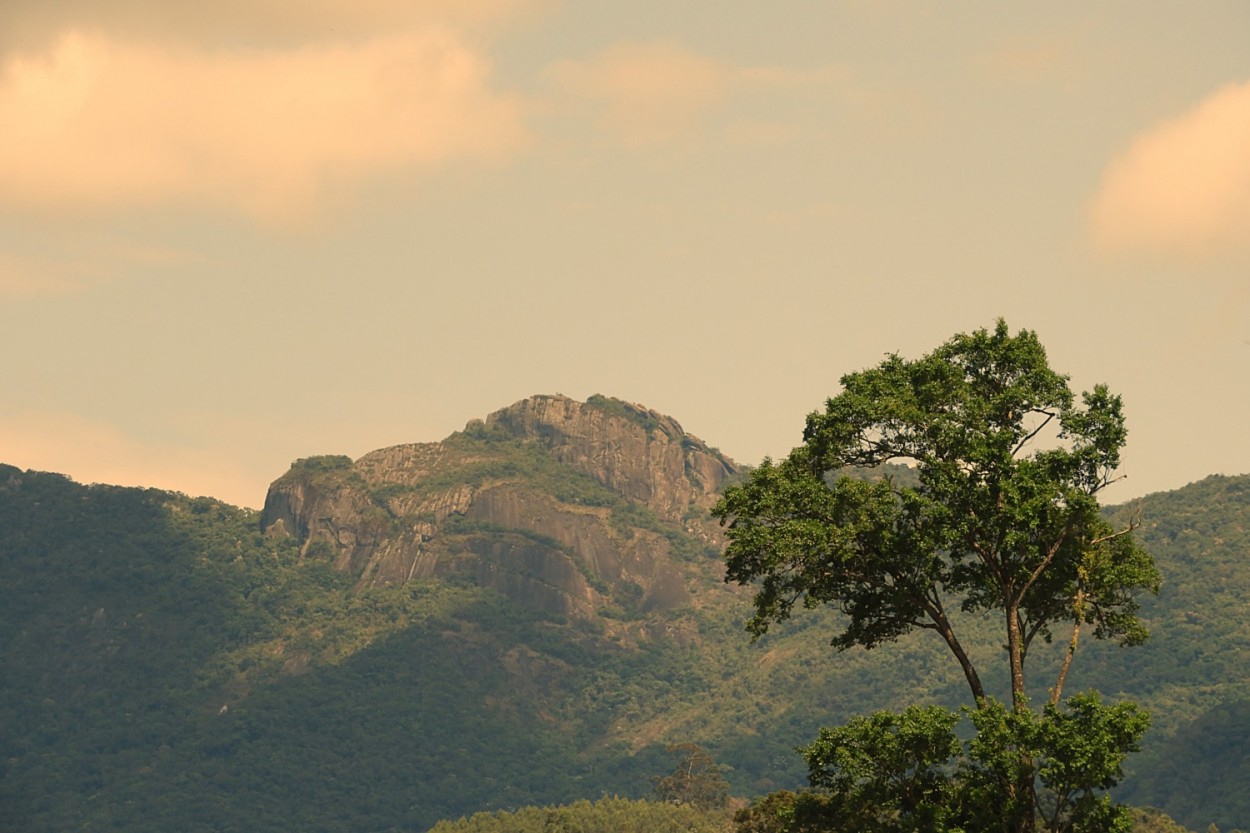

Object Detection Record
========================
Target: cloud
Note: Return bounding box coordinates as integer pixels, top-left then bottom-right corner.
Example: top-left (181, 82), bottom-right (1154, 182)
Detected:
top-left (545, 40), bottom-right (731, 146)
top-left (0, 411), bottom-right (267, 508)
top-left (0, 29), bottom-right (527, 223)
top-left (0, 0), bottom-right (545, 55)
top-left (1089, 79), bottom-right (1250, 260)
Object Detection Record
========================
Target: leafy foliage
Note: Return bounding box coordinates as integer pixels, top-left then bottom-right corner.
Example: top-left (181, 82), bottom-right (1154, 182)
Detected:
top-left (427, 796), bottom-right (730, 833)
top-left (960, 694), bottom-right (1150, 833)
top-left (785, 695), bottom-right (1148, 833)
top-left (1124, 808), bottom-right (1199, 833)
top-left (715, 321), bottom-right (1158, 707)
top-left (801, 706), bottom-right (961, 833)
top-left (713, 322), bottom-right (1160, 833)
top-left (734, 790), bottom-right (838, 833)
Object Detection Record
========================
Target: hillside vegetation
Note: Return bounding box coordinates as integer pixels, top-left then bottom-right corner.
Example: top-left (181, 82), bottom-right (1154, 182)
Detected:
top-left (427, 797), bottom-right (731, 833)
top-left (1, 398), bottom-right (1248, 832)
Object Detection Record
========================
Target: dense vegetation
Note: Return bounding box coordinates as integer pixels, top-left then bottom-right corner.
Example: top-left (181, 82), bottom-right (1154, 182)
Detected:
top-left (1, 457), bottom-right (1248, 831)
top-left (428, 796), bottom-right (731, 833)
top-left (1104, 474), bottom-right (1250, 830)
top-left (0, 463), bottom-right (785, 831)
top-left (716, 323), bottom-right (1159, 833)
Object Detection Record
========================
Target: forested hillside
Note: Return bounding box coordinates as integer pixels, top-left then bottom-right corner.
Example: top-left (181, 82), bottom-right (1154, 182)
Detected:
top-left (2, 401), bottom-right (1248, 832)
top-left (1105, 475), bottom-right (1250, 830)
top-left (0, 463), bottom-right (728, 831)
top-left (426, 797), bottom-right (730, 833)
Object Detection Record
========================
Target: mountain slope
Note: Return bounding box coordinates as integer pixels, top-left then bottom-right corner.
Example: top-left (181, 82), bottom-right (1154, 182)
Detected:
top-left (2, 399), bottom-right (1249, 832)
top-left (1100, 474), bottom-right (1250, 831)
top-left (0, 396), bottom-right (776, 832)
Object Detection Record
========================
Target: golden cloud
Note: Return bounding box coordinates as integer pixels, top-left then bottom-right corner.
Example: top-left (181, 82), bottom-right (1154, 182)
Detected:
top-left (1, 0), bottom-right (545, 54)
top-left (545, 40), bottom-right (730, 146)
top-left (1090, 79), bottom-right (1250, 260)
top-left (0, 29), bottom-right (527, 223)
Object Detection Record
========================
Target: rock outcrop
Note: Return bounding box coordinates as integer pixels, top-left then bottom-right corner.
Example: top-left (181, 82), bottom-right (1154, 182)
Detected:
top-left (260, 395), bottom-right (739, 626)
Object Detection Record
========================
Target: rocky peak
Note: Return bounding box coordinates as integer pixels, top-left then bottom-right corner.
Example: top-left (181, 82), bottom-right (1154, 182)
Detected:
top-left (482, 394), bottom-right (737, 523)
top-left (259, 395), bottom-right (740, 631)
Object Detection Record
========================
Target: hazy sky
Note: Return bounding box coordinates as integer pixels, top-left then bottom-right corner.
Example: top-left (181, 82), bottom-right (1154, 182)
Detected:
top-left (2, 2), bottom-right (1248, 509)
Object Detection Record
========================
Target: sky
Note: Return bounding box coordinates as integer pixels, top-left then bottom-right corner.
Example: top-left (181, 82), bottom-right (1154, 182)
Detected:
top-left (2, 2), bottom-right (1248, 510)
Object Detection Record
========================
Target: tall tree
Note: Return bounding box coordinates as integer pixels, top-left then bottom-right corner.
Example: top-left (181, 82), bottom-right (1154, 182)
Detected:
top-left (714, 321), bottom-right (1159, 833)
top-left (651, 742), bottom-right (731, 811)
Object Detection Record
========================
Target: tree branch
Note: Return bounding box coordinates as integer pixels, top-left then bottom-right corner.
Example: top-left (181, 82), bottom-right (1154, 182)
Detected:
top-left (1022, 609), bottom-right (1051, 654)
top-left (1088, 517), bottom-right (1139, 546)
top-left (1012, 409), bottom-right (1056, 457)
top-left (1049, 592), bottom-right (1084, 707)
top-left (1020, 518), bottom-right (1076, 601)
top-left (918, 594), bottom-right (986, 704)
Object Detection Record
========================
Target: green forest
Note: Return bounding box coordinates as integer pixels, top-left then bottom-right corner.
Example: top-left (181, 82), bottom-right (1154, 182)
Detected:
top-left (2, 335), bottom-right (1249, 832)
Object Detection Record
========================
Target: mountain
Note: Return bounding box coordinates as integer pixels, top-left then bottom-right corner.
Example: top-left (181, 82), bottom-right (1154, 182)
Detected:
top-left (1102, 474), bottom-right (1250, 829)
top-left (2, 395), bottom-right (1248, 832)
top-left (259, 393), bottom-right (738, 625)
top-left (0, 395), bottom-right (782, 833)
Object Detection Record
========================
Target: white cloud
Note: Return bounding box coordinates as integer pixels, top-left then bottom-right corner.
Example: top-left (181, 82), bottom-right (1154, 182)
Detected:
top-left (1089, 79), bottom-right (1250, 260)
top-left (0, 29), bottom-right (527, 224)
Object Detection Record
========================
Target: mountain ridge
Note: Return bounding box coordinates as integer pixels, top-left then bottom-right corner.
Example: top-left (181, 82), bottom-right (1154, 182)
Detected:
top-left (2, 395), bottom-right (1249, 831)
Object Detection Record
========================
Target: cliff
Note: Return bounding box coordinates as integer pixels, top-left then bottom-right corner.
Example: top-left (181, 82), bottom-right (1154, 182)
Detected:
top-left (260, 394), bottom-right (740, 624)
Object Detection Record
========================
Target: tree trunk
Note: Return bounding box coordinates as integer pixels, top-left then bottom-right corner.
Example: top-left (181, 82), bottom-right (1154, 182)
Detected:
top-left (1005, 604), bottom-right (1027, 709)
top-left (926, 604), bottom-right (986, 704)
top-left (1005, 603), bottom-right (1036, 833)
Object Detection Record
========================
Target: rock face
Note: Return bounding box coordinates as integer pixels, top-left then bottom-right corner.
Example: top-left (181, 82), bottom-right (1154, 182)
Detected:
top-left (260, 395), bottom-right (739, 625)
top-left (483, 395), bottom-right (732, 523)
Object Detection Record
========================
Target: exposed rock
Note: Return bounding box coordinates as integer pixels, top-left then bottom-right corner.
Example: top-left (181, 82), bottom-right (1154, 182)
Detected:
top-left (483, 395), bottom-right (732, 519)
top-left (259, 395), bottom-right (740, 628)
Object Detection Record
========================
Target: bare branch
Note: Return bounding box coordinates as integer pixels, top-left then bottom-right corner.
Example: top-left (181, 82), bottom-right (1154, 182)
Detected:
top-left (1089, 471), bottom-right (1127, 494)
top-left (1089, 516), bottom-right (1140, 546)
top-left (1011, 409), bottom-right (1056, 457)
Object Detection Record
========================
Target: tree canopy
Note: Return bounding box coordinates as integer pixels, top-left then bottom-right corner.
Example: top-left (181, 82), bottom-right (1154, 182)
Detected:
top-left (714, 321), bottom-right (1160, 833)
top-left (651, 742), bottom-right (731, 810)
